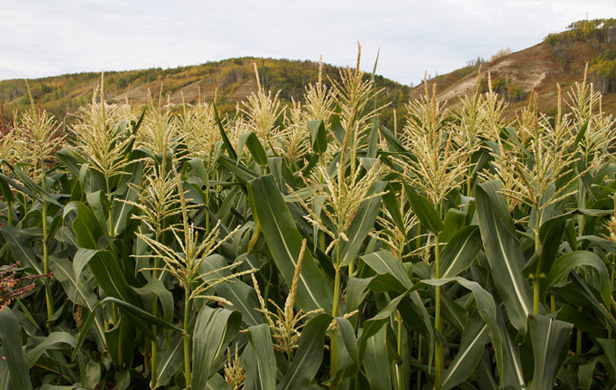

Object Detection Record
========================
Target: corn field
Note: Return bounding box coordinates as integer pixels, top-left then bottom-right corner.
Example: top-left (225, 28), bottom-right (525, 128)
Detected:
top-left (0, 58), bottom-right (615, 390)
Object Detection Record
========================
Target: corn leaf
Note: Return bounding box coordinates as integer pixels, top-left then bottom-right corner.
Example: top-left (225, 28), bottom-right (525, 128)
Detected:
top-left (192, 306), bottom-right (242, 389)
top-left (476, 180), bottom-right (532, 334)
top-left (0, 307), bottom-right (32, 390)
top-left (528, 314), bottom-right (573, 390)
top-left (248, 175), bottom-right (333, 313)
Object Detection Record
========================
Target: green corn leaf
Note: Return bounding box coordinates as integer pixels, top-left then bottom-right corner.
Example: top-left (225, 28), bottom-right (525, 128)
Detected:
top-left (329, 112), bottom-right (345, 145)
top-left (381, 183), bottom-right (405, 233)
top-left (248, 175), bottom-right (333, 313)
top-left (333, 316), bottom-right (360, 379)
top-left (476, 180), bottom-right (532, 334)
top-left (363, 326), bottom-right (393, 390)
top-left (440, 208), bottom-right (468, 242)
top-left (63, 201), bottom-right (103, 249)
top-left (242, 132), bottom-right (268, 166)
top-left (81, 249), bottom-right (140, 306)
top-left (361, 250), bottom-right (412, 293)
top-left (154, 333), bottom-right (184, 387)
top-left (217, 155), bottom-right (258, 183)
top-left (199, 255), bottom-right (264, 326)
top-left (542, 250), bottom-right (611, 307)
top-left (379, 125), bottom-right (407, 153)
top-left (244, 324), bottom-right (276, 390)
top-left (308, 119), bottom-right (328, 155)
top-left (439, 225), bottom-right (481, 278)
top-left (0, 307), bottom-right (32, 390)
top-left (596, 338), bottom-right (616, 377)
top-left (192, 306), bottom-right (242, 389)
top-left (404, 184), bottom-right (443, 233)
top-left (106, 316), bottom-right (136, 368)
top-left (26, 332), bottom-right (76, 368)
top-left (133, 279), bottom-right (175, 324)
top-left (442, 315), bottom-right (490, 390)
top-left (528, 314), bottom-right (573, 390)
top-left (339, 180), bottom-right (386, 267)
top-left (413, 277), bottom-right (504, 384)
top-left (0, 224), bottom-right (43, 274)
top-left (277, 313), bottom-right (332, 390)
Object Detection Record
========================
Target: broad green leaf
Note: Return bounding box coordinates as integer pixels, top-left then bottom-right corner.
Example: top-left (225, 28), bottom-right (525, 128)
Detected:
top-left (528, 314), bottom-right (573, 390)
top-left (245, 324), bottom-right (276, 390)
top-left (413, 277), bottom-right (503, 383)
top-left (596, 338), bottom-right (616, 377)
top-left (248, 175), bottom-right (333, 313)
top-left (308, 119), bottom-right (328, 154)
top-left (500, 315), bottom-right (526, 389)
top-left (50, 258), bottom-right (105, 345)
top-left (439, 225), bottom-right (481, 278)
top-left (404, 184), bottom-right (443, 233)
top-left (441, 208), bottom-right (468, 242)
top-left (72, 297), bottom-right (182, 360)
top-left (133, 278), bottom-right (175, 324)
top-left (192, 307), bottom-right (242, 389)
top-left (82, 249), bottom-right (140, 306)
top-left (0, 173), bottom-right (14, 204)
top-left (154, 333), bottom-right (184, 387)
top-left (442, 316), bottom-right (489, 389)
top-left (361, 250), bottom-right (412, 293)
top-left (0, 355), bottom-right (8, 390)
top-left (199, 255), bottom-right (264, 326)
top-left (363, 326), bottom-right (393, 390)
top-left (0, 224), bottom-right (43, 274)
top-left (360, 293), bottom-right (407, 358)
top-left (334, 316), bottom-right (359, 379)
top-left (542, 250), bottom-right (611, 307)
top-left (578, 358), bottom-right (598, 390)
top-left (217, 155), bottom-right (258, 183)
top-left (381, 183), bottom-right (405, 233)
top-left (26, 332), bottom-right (76, 368)
top-left (85, 190), bottom-right (111, 236)
top-left (57, 147), bottom-right (86, 177)
top-left (537, 213), bottom-right (569, 275)
top-left (106, 297), bottom-right (182, 335)
top-left (242, 132), bottom-right (268, 166)
top-left (0, 308), bottom-right (32, 390)
top-left (379, 125), bottom-right (407, 153)
top-left (329, 112), bottom-right (345, 145)
top-left (339, 180), bottom-right (386, 267)
top-left (63, 201), bottom-right (103, 249)
top-left (106, 316), bottom-right (135, 368)
top-left (277, 313), bottom-right (332, 390)
top-left (476, 180), bottom-right (532, 334)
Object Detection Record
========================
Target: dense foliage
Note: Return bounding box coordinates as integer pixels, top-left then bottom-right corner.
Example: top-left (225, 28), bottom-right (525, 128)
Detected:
top-left (0, 56), bottom-right (615, 390)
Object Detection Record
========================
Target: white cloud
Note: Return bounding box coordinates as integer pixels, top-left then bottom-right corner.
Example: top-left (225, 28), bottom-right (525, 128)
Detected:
top-left (0, 0), bottom-right (614, 85)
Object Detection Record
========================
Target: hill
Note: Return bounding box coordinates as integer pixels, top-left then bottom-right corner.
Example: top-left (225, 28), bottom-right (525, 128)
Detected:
top-left (411, 18), bottom-right (616, 117)
top-left (0, 57), bottom-right (409, 129)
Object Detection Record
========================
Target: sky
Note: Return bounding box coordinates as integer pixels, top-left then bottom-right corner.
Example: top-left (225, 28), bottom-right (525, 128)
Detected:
top-left (1, 0), bottom-right (615, 86)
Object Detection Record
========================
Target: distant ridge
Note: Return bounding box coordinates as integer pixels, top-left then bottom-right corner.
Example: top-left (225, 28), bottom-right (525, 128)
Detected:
top-left (0, 57), bottom-right (408, 127)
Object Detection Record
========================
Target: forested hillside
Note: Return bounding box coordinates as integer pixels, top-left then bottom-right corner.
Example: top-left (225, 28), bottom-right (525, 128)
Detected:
top-left (0, 57), bottom-right (409, 129)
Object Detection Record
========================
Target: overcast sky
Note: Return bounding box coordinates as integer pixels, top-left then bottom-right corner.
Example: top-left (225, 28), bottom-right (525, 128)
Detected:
top-left (1, 0), bottom-right (614, 85)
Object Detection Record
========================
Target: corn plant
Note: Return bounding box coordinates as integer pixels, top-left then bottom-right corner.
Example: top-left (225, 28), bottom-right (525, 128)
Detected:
top-left (0, 57), bottom-right (615, 390)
